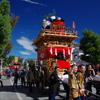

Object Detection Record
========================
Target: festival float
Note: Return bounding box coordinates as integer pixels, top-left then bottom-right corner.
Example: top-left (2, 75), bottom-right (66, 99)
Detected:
top-left (9, 62), bottom-right (20, 69)
top-left (32, 16), bottom-right (79, 93)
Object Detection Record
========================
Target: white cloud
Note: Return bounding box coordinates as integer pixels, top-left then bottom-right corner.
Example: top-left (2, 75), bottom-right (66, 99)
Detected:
top-left (19, 51), bottom-right (31, 55)
top-left (16, 37), bottom-right (35, 55)
top-left (22, 0), bottom-right (47, 6)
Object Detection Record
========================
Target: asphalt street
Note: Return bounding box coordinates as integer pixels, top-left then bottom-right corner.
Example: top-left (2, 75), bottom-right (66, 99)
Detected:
top-left (0, 76), bottom-right (98, 100)
top-left (0, 76), bottom-right (66, 100)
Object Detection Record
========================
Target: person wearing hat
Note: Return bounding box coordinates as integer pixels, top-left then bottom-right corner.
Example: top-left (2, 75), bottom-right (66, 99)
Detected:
top-left (49, 66), bottom-right (61, 100)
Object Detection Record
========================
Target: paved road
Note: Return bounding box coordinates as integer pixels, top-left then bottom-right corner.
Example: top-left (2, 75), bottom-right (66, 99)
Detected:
top-left (0, 76), bottom-right (67, 100)
top-left (0, 76), bottom-right (98, 100)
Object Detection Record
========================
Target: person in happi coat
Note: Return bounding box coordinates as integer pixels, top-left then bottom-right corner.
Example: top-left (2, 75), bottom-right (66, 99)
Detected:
top-left (69, 65), bottom-right (83, 100)
top-left (77, 65), bottom-right (88, 100)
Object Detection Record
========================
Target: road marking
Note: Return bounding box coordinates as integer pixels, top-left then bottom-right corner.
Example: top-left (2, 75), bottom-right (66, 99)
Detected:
top-left (10, 78), bottom-right (23, 100)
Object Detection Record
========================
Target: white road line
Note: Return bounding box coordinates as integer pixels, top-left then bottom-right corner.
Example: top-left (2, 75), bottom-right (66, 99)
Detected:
top-left (10, 78), bottom-right (23, 100)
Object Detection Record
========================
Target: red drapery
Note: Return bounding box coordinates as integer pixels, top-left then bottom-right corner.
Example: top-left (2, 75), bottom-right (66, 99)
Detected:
top-left (9, 65), bottom-right (20, 69)
top-left (57, 60), bottom-right (70, 69)
top-left (38, 47), bottom-right (72, 60)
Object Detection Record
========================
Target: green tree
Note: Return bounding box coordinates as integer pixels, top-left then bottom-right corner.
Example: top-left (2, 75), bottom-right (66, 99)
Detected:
top-left (28, 60), bottom-right (35, 67)
top-left (80, 29), bottom-right (100, 65)
top-left (2, 55), bottom-right (15, 67)
top-left (3, 56), bottom-right (9, 67)
top-left (2, 42), bottom-right (13, 58)
top-left (1, 14), bottom-right (19, 58)
top-left (0, 0), bottom-right (12, 57)
top-left (8, 55), bottom-right (15, 64)
top-left (10, 13), bottom-right (19, 29)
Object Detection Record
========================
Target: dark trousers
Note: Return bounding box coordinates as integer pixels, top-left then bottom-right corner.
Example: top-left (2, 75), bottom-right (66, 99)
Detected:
top-left (63, 83), bottom-right (70, 100)
top-left (49, 93), bottom-right (56, 100)
top-left (94, 81), bottom-right (100, 99)
top-left (13, 79), bottom-right (18, 89)
top-left (80, 95), bottom-right (88, 100)
top-left (0, 81), bottom-right (3, 88)
top-left (86, 82), bottom-right (92, 96)
top-left (29, 82), bottom-right (33, 93)
top-left (21, 78), bottom-right (25, 87)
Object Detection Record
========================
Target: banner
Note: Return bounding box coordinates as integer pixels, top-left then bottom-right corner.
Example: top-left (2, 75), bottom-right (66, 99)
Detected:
top-left (38, 47), bottom-right (72, 60)
top-left (58, 60), bottom-right (70, 69)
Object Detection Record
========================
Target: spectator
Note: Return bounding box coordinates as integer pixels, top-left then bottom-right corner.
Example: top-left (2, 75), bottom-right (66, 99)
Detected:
top-left (94, 64), bottom-right (100, 100)
top-left (77, 65), bottom-right (88, 100)
top-left (27, 68), bottom-right (34, 93)
top-left (20, 70), bottom-right (26, 88)
top-left (49, 66), bottom-right (61, 100)
top-left (13, 69), bottom-right (19, 89)
top-left (68, 65), bottom-right (82, 100)
top-left (63, 69), bottom-right (70, 100)
top-left (94, 64), bottom-right (100, 75)
top-left (85, 64), bottom-right (95, 97)
top-left (0, 73), bottom-right (3, 88)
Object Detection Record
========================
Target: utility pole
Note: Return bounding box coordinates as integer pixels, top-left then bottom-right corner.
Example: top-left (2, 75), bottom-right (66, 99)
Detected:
top-left (0, 58), bottom-right (3, 74)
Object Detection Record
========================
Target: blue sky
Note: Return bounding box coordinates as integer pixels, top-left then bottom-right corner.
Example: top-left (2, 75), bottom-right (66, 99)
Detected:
top-left (7, 0), bottom-right (100, 59)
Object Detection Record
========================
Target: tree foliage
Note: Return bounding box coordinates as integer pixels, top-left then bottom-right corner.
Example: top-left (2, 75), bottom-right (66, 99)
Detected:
top-left (80, 29), bottom-right (100, 65)
top-left (10, 13), bottom-right (19, 29)
top-left (8, 55), bottom-right (15, 64)
top-left (1, 13), bottom-right (19, 58)
top-left (28, 60), bottom-right (35, 67)
top-left (0, 0), bottom-right (12, 57)
top-left (2, 42), bottom-right (13, 58)
top-left (3, 55), bottom-right (15, 67)
top-left (3, 56), bottom-right (9, 67)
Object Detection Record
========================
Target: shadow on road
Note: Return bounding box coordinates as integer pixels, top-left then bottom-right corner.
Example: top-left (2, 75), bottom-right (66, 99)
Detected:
top-left (0, 77), bottom-right (66, 100)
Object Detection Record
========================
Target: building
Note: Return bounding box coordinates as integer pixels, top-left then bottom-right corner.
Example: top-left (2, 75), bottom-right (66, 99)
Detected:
top-left (72, 41), bottom-right (88, 65)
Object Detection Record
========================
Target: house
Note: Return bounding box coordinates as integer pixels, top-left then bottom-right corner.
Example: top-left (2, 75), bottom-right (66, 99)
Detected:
top-left (72, 41), bottom-right (88, 65)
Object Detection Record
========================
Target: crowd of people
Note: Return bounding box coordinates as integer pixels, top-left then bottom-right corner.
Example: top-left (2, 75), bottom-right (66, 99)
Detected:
top-left (1, 63), bottom-right (100, 100)
top-left (49, 63), bottom-right (100, 100)
top-left (0, 68), bottom-right (35, 93)
top-left (12, 68), bottom-right (35, 93)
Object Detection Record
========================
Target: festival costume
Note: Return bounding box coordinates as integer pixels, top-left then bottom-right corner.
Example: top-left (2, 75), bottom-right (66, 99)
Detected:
top-left (69, 73), bottom-right (80, 98)
top-left (77, 72), bottom-right (88, 100)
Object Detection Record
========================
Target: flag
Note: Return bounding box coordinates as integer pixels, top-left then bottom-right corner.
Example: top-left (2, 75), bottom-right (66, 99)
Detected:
top-left (50, 47), bottom-right (53, 55)
top-left (58, 60), bottom-right (70, 69)
top-left (72, 21), bottom-right (76, 28)
top-left (55, 49), bottom-right (57, 56)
